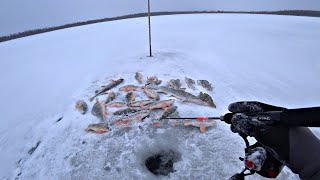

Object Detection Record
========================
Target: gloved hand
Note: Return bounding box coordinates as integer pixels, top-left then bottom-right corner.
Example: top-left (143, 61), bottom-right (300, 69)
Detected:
top-left (228, 101), bottom-right (286, 137)
top-left (227, 101), bottom-right (320, 180)
top-left (227, 101), bottom-right (289, 162)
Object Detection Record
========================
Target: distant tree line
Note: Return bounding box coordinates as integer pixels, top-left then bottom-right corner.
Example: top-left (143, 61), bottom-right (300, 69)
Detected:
top-left (1, 10), bottom-right (319, 43)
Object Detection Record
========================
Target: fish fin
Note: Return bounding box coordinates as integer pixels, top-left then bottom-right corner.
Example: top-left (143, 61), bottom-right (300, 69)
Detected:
top-left (153, 122), bottom-right (161, 128)
top-left (200, 125), bottom-right (206, 133)
top-left (210, 103), bottom-right (217, 108)
top-left (96, 130), bottom-right (107, 134)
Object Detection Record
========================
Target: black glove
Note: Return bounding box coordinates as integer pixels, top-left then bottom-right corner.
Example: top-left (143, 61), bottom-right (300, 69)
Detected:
top-left (228, 101), bottom-right (286, 137)
top-left (227, 101), bottom-right (290, 162)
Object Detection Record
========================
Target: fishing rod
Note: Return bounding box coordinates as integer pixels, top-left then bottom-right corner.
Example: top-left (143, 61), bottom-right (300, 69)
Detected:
top-left (161, 117), bottom-right (221, 121)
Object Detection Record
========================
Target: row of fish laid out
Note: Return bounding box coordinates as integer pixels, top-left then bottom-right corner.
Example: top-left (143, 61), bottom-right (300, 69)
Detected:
top-left (78, 98), bottom-right (177, 133)
top-left (109, 84), bottom-right (216, 108)
top-left (88, 77), bottom-right (216, 108)
top-left (85, 118), bottom-right (217, 134)
top-left (81, 85), bottom-right (215, 122)
top-left (136, 72), bottom-right (213, 92)
top-left (78, 98), bottom-right (176, 122)
top-left (75, 74), bottom-right (216, 135)
top-left (77, 96), bottom-right (215, 134)
top-left (89, 73), bottom-right (214, 102)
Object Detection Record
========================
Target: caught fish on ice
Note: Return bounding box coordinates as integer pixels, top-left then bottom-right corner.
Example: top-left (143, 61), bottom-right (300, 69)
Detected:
top-left (129, 100), bottom-right (154, 108)
top-left (146, 76), bottom-right (162, 86)
top-left (171, 119), bottom-right (216, 133)
top-left (159, 106), bottom-right (178, 119)
top-left (107, 102), bottom-right (127, 108)
top-left (125, 91), bottom-right (136, 104)
top-left (155, 86), bottom-right (215, 107)
top-left (146, 99), bottom-right (175, 110)
top-left (85, 123), bottom-right (111, 134)
top-left (135, 72), bottom-right (143, 84)
top-left (143, 86), bottom-right (160, 100)
top-left (112, 111), bottom-right (150, 126)
top-left (197, 80), bottom-right (213, 91)
top-left (119, 85), bottom-right (139, 93)
top-left (113, 108), bottom-right (138, 116)
top-left (89, 78), bottom-right (124, 101)
top-left (91, 99), bottom-right (108, 121)
top-left (185, 77), bottom-right (196, 90)
top-left (168, 79), bottom-right (182, 89)
top-left (105, 91), bottom-right (116, 105)
top-left (75, 100), bottom-right (88, 114)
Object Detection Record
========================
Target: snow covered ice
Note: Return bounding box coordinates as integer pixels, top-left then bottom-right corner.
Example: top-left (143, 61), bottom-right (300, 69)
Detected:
top-left (0, 14), bottom-right (320, 179)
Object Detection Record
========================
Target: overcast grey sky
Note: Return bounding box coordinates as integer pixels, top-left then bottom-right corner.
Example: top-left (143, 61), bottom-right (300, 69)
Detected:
top-left (1, 0), bottom-right (319, 36)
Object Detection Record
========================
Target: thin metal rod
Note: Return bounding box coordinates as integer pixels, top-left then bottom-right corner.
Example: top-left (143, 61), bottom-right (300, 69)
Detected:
top-left (147, 0), bottom-right (152, 57)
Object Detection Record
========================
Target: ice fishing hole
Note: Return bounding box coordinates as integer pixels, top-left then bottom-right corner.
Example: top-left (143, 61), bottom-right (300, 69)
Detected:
top-left (145, 150), bottom-right (180, 176)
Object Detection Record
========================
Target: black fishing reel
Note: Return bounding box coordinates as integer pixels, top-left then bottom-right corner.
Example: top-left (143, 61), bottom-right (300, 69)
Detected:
top-left (229, 134), bottom-right (284, 180)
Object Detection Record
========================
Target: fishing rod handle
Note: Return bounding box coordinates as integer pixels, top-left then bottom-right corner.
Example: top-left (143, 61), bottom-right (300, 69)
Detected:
top-left (223, 107), bottom-right (320, 127)
top-left (277, 107), bottom-right (320, 127)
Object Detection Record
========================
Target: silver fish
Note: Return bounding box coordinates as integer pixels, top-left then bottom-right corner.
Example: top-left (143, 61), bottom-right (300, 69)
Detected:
top-left (105, 91), bottom-right (116, 105)
top-left (119, 85), bottom-right (139, 92)
top-left (185, 77), bottom-right (196, 90)
top-left (107, 102), bottom-right (127, 108)
top-left (112, 111), bottom-right (150, 126)
top-left (127, 110), bottom-right (149, 121)
top-left (85, 123), bottom-right (111, 134)
top-left (126, 91), bottom-right (136, 104)
top-left (143, 87), bottom-right (160, 100)
top-left (75, 100), bottom-right (88, 114)
top-left (160, 106), bottom-right (178, 119)
top-left (135, 72), bottom-right (143, 84)
top-left (146, 99), bottom-right (175, 110)
top-left (91, 99), bottom-right (107, 121)
top-left (129, 100), bottom-right (154, 108)
top-left (198, 92), bottom-right (216, 108)
top-left (168, 79), bottom-right (182, 89)
top-left (146, 76), bottom-right (162, 86)
top-left (90, 78), bottom-right (124, 101)
top-left (197, 80), bottom-right (213, 91)
top-left (156, 86), bottom-right (212, 107)
top-left (175, 120), bottom-right (216, 133)
top-left (113, 108), bottom-right (138, 116)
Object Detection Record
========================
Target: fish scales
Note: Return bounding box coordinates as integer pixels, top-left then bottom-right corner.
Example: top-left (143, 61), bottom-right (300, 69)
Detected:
top-left (90, 78), bottom-right (124, 101)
